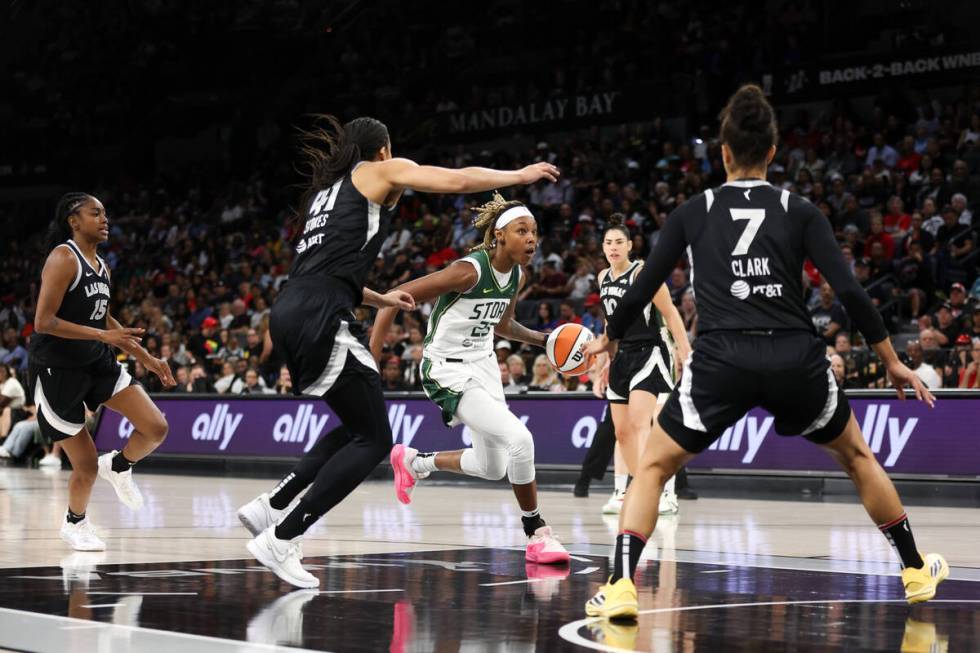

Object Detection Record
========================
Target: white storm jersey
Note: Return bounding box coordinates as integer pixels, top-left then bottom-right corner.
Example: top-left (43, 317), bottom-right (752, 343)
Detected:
top-left (423, 250), bottom-right (520, 361)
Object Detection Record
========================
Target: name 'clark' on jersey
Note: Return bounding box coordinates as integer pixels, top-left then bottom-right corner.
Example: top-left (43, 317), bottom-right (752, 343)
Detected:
top-left (288, 163), bottom-right (396, 304)
top-left (599, 261), bottom-right (668, 348)
top-left (29, 240), bottom-right (113, 367)
top-left (607, 180), bottom-right (887, 345)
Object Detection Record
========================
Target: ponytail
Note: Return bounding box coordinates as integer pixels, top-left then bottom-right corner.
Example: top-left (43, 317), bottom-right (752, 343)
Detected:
top-left (294, 114), bottom-right (389, 223)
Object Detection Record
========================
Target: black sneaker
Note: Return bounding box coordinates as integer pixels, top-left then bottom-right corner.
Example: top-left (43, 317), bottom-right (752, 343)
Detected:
top-left (573, 477), bottom-right (590, 498)
top-left (677, 487), bottom-right (698, 500)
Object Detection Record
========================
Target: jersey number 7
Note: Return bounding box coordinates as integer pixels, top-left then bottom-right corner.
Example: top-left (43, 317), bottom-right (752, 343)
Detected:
top-left (729, 208), bottom-right (766, 256)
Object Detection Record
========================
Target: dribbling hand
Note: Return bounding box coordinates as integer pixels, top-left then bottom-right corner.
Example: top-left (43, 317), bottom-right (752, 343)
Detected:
top-left (886, 361), bottom-right (935, 408)
top-left (519, 162), bottom-right (560, 184)
top-left (584, 334), bottom-right (613, 357)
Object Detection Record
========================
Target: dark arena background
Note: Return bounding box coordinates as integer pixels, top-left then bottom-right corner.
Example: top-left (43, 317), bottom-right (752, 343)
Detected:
top-left (1, 1), bottom-right (979, 651)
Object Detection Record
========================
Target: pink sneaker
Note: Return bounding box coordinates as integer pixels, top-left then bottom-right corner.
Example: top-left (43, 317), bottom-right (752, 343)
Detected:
top-left (391, 444), bottom-right (421, 505)
top-left (525, 525), bottom-right (570, 564)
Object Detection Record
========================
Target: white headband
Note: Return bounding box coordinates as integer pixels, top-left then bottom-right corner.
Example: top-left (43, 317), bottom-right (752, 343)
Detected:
top-left (495, 206), bottom-right (535, 230)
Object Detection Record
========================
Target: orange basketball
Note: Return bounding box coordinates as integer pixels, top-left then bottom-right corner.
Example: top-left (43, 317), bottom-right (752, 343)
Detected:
top-left (546, 323), bottom-right (595, 376)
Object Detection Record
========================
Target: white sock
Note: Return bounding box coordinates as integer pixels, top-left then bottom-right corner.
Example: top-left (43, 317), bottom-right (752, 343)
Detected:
top-left (614, 474), bottom-right (628, 495)
top-left (662, 475), bottom-right (676, 496)
top-left (412, 452), bottom-right (439, 474)
top-left (521, 508), bottom-right (540, 519)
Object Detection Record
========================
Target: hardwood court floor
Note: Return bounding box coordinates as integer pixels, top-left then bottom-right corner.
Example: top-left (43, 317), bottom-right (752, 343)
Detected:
top-left (0, 466), bottom-right (978, 652)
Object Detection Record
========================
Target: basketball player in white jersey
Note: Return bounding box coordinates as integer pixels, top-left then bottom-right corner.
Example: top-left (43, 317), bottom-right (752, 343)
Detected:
top-left (370, 193), bottom-right (570, 564)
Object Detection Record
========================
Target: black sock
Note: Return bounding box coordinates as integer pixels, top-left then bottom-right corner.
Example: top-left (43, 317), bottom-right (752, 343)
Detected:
top-left (111, 451), bottom-right (135, 473)
top-left (521, 512), bottom-right (546, 537)
top-left (66, 509), bottom-right (85, 524)
top-left (878, 513), bottom-right (923, 569)
top-left (611, 531), bottom-right (647, 582)
top-left (274, 499), bottom-right (320, 540)
top-left (268, 472), bottom-right (305, 510)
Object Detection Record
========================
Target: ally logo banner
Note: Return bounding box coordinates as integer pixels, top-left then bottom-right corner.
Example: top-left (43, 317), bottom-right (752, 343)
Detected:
top-left (96, 395), bottom-right (979, 476)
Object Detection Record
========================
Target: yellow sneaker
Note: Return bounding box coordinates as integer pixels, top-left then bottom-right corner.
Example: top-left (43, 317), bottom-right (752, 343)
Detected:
top-left (902, 552), bottom-right (948, 604)
top-left (585, 577), bottom-right (638, 619)
top-left (900, 618), bottom-right (949, 653)
top-left (587, 620), bottom-right (638, 648)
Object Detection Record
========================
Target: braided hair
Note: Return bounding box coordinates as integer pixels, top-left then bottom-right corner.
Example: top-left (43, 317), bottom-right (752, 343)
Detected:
top-left (469, 192), bottom-right (525, 253)
top-left (45, 192), bottom-right (91, 251)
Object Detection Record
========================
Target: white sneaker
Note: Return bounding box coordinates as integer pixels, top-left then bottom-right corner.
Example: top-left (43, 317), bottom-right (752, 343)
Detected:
top-left (602, 490), bottom-right (625, 515)
top-left (0, 447), bottom-right (11, 459)
top-left (98, 451), bottom-right (144, 510)
top-left (238, 493), bottom-right (285, 537)
top-left (247, 526), bottom-right (319, 589)
top-left (60, 517), bottom-right (106, 552)
top-left (658, 490), bottom-right (679, 515)
top-left (39, 453), bottom-right (62, 467)
top-left (246, 589), bottom-right (318, 645)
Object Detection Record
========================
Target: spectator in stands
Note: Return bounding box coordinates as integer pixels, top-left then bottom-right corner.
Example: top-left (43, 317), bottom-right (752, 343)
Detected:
top-left (949, 283), bottom-right (972, 320)
top-left (905, 340), bottom-right (942, 389)
top-left (668, 267), bottom-right (689, 305)
top-left (969, 306), bottom-right (980, 340)
top-left (834, 332), bottom-right (852, 356)
top-left (829, 354), bottom-right (846, 388)
top-left (556, 302), bottom-right (582, 326)
top-left (960, 339), bottom-right (980, 389)
top-left (507, 354), bottom-right (529, 385)
top-left (581, 293), bottom-right (604, 335)
top-left (242, 368), bottom-right (272, 394)
top-left (679, 289), bottom-right (698, 340)
top-left (381, 355), bottom-right (408, 391)
top-left (0, 364), bottom-right (25, 438)
top-left (884, 196), bottom-right (912, 240)
top-left (933, 303), bottom-right (962, 346)
top-left (865, 213), bottom-right (896, 262)
top-left (564, 260), bottom-right (596, 301)
top-left (275, 366), bottom-right (292, 395)
top-left (495, 340), bottom-right (513, 364)
top-left (0, 403), bottom-right (38, 460)
top-left (532, 302), bottom-right (558, 332)
top-left (187, 364), bottom-right (213, 393)
top-left (529, 260), bottom-right (568, 299)
top-left (244, 328), bottom-right (263, 361)
top-left (500, 361), bottom-right (521, 395)
top-left (1, 329), bottom-right (28, 372)
top-left (866, 132), bottom-right (898, 168)
top-left (527, 354), bottom-right (561, 391)
top-left (810, 282), bottom-right (849, 345)
top-left (918, 328), bottom-right (944, 366)
top-left (214, 360), bottom-right (245, 394)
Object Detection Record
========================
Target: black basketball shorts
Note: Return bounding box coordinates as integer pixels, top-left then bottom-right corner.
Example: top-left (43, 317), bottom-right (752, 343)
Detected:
top-left (29, 349), bottom-right (136, 442)
top-left (270, 277), bottom-right (379, 397)
top-left (607, 341), bottom-right (674, 404)
top-left (658, 331), bottom-right (851, 453)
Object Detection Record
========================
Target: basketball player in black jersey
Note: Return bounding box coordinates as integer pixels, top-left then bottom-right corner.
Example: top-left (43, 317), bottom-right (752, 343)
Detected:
top-left (236, 115), bottom-right (559, 588)
top-left (594, 216), bottom-right (690, 517)
top-left (584, 86), bottom-right (945, 619)
top-left (30, 193), bottom-right (175, 552)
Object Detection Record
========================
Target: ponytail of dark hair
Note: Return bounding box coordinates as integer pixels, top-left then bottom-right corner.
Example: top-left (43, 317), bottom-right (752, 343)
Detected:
top-left (46, 192), bottom-right (90, 251)
top-left (603, 212), bottom-right (631, 240)
top-left (718, 84), bottom-right (777, 169)
top-left (293, 114), bottom-right (390, 225)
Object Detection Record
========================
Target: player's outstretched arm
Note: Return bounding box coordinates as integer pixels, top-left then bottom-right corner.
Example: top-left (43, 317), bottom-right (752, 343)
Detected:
top-left (362, 288), bottom-right (416, 311)
top-left (495, 274), bottom-right (547, 348)
top-left (871, 338), bottom-right (936, 407)
top-left (367, 261), bottom-right (479, 363)
top-left (377, 158), bottom-right (559, 194)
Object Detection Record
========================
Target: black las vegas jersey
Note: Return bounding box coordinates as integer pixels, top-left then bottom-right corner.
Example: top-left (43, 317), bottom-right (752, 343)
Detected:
top-left (607, 180), bottom-right (887, 345)
top-left (289, 163), bottom-right (396, 304)
top-left (599, 261), bottom-right (666, 348)
top-left (30, 240), bottom-right (113, 367)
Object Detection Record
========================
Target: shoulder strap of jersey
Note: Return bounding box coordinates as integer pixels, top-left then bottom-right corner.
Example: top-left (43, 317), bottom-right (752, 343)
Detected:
top-left (60, 241), bottom-right (84, 291)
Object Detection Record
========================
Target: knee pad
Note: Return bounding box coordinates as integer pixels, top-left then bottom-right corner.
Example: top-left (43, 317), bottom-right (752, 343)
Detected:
top-left (506, 429), bottom-right (536, 485)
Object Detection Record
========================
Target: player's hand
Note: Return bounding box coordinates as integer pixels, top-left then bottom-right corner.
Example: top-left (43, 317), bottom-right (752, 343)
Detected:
top-left (886, 361), bottom-right (935, 408)
top-left (380, 290), bottom-right (415, 311)
top-left (592, 363), bottom-right (609, 399)
top-left (584, 333), bottom-right (613, 357)
top-left (675, 345), bottom-right (690, 379)
top-left (145, 356), bottom-right (176, 387)
top-left (518, 162), bottom-right (560, 184)
top-left (99, 327), bottom-right (144, 350)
